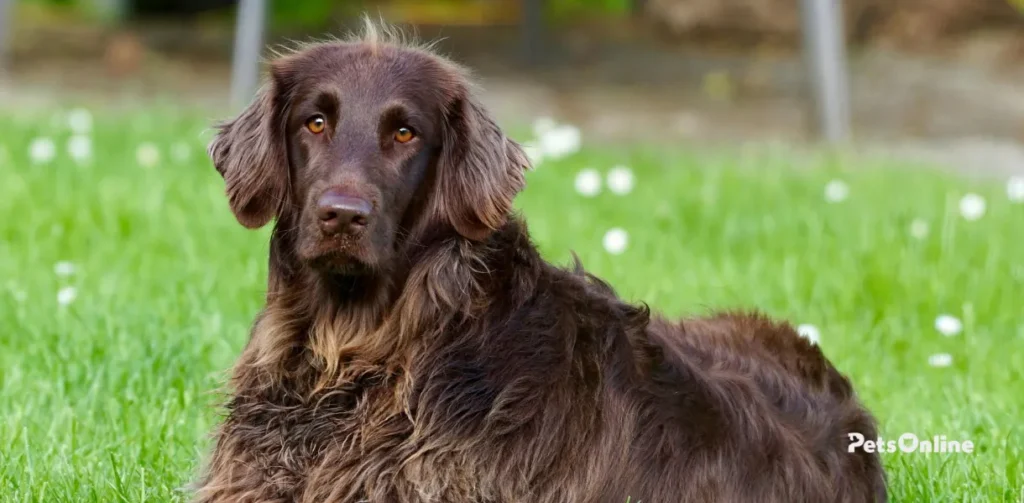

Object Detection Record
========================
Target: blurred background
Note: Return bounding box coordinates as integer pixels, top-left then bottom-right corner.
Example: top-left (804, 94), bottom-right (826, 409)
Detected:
top-left (3, 0), bottom-right (1024, 175)
top-left (3, 4), bottom-right (1024, 500)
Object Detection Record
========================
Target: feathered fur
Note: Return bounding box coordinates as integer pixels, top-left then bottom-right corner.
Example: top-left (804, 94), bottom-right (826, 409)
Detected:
top-left (193, 20), bottom-right (887, 503)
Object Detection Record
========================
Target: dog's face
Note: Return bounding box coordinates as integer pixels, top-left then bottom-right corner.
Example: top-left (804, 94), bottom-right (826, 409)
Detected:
top-left (280, 45), bottom-right (451, 274)
top-left (208, 38), bottom-right (530, 276)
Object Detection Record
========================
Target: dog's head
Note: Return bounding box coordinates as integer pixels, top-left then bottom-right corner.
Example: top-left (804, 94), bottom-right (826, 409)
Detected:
top-left (208, 26), bottom-right (530, 276)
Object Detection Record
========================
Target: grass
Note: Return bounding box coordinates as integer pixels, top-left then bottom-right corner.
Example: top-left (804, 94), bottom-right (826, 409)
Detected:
top-left (1, 108), bottom-right (1022, 502)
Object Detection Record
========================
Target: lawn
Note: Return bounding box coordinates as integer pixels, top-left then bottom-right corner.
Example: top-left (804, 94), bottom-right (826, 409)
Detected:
top-left (0, 108), bottom-right (1022, 502)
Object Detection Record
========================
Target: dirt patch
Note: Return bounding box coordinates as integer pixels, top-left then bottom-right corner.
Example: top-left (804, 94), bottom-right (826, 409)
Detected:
top-left (644, 0), bottom-right (1024, 53)
top-left (3, 16), bottom-right (1024, 176)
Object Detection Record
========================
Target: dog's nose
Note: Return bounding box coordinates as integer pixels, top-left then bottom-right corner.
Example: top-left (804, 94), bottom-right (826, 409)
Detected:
top-left (316, 191), bottom-right (372, 236)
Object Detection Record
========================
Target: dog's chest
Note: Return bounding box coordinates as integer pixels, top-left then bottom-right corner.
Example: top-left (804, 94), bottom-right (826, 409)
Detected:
top-left (219, 375), bottom-right (492, 502)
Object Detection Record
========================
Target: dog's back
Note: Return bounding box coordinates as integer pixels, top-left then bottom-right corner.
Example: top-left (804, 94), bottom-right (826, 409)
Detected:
top-left (538, 264), bottom-right (887, 502)
top-left (618, 312), bottom-right (888, 502)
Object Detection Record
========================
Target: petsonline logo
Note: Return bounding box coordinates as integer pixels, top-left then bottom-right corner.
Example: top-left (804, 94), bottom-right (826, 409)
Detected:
top-left (847, 432), bottom-right (975, 454)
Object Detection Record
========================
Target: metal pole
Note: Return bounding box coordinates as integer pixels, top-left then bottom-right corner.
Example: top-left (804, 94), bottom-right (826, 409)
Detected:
top-left (230, 0), bottom-right (267, 110)
top-left (800, 0), bottom-right (851, 143)
top-left (92, 0), bottom-right (129, 24)
top-left (0, 0), bottom-right (13, 80)
top-left (521, 0), bottom-right (544, 66)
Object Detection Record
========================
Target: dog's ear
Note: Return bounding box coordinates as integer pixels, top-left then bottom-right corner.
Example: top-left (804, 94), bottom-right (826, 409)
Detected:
top-left (435, 90), bottom-right (530, 241)
top-left (207, 70), bottom-right (292, 229)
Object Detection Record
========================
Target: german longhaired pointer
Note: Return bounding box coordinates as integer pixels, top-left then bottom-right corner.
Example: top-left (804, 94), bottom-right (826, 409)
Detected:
top-left (195, 22), bottom-right (887, 503)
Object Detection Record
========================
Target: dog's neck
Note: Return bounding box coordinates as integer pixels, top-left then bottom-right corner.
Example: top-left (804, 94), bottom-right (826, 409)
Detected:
top-left (239, 216), bottom-right (541, 393)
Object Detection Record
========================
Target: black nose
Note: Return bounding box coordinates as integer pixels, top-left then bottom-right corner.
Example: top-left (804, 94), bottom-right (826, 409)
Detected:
top-left (316, 191), bottom-right (372, 236)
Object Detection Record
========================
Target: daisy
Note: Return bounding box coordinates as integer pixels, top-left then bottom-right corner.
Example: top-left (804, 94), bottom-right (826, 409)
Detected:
top-left (522, 142), bottom-right (544, 167)
top-left (57, 286), bottom-right (77, 306)
top-left (823, 179), bottom-right (849, 203)
top-left (909, 218), bottom-right (929, 240)
top-left (796, 324), bottom-right (821, 345)
top-left (934, 314), bottom-right (962, 337)
top-left (53, 261), bottom-right (76, 277)
top-left (1007, 176), bottom-right (1024, 203)
top-left (531, 116), bottom-right (557, 137)
top-left (958, 193), bottom-right (986, 221)
top-left (538, 125), bottom-right (581, 160)
top-left (602, 228), bottom-right (628, 255)
top-left (29, 137), bottom-right (57, 165)
top-left (67, 135), bottom-right (93, 165)
top-left (574, 169), bottom-right (602, 197)
top-left (927, 353), bottom-right (953, 368)
top-left (136, 142), bottom-right (160, 168)
top-left (66, 108), bottom-right (94, 134)
top-left (606, 165), bottom-right (635, 195)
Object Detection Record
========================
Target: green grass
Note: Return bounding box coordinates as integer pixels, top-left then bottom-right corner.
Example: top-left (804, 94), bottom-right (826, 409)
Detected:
top-left (1, 109), bottom-right (1022, 502)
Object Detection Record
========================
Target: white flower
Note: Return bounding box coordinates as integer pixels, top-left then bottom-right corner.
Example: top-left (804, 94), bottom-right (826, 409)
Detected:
top-left (602, 228), bottom-right (629, 255)
top-left (934, 314), bottom-right (963, 337)
top-left (958, 193), bottom-right (986, 221)
top-left (909, 218), bottom-right (930, 240)
top-left (606, 165), bottom-right (635, 195)
top-left (1007, 176), bottom-right (1024, 203)
top-left (136, 142), bottom-right (160, 168)
top-left (574, 169), bottom-right (602, 197)
top-left (53, 261), bottom-right (76, 277)
top-left (171, 141), bottom-right (192, 163)
top-left (521, 142), bottom-right (543, 167)
top-left (796, 324), bottom-right (821, 345)
top-left (57, 286), bottom-right (77, 306)
top-left (538, 125), bottom-right (581, 160)
top-left (66, 108), bottom-right (93, 134)
top-left (928, 353), bottom-right (953, 368)
top-left (531, 116), bottom-right (557, 137)
top-left (29, 137), bottom-right (56, 165)
top-left (823, 180), bottom-right (849, 203)
top-left (66, 135), bottom-right (93, 164)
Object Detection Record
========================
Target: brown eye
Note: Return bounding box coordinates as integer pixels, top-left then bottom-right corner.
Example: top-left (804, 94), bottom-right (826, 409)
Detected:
top-left (306, 115), bottom-right (326, 134)
top-left (394, 127), bottom-right (415, 143)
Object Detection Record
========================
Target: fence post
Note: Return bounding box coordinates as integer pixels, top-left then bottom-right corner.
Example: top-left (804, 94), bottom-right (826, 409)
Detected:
top-left (800, 0), bottom-right (851, 143)
top-left (230, 0), bottom-right (268, 110)
top-left (521, 0), bottom-right (545, 65)
top-left (0, 0), bottom-right (12, 80)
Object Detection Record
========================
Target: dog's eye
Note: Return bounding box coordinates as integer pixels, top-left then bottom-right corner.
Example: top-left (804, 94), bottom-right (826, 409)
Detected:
top-left (306, 115), bottom-right (326, 134)
top-left (394, 127), bottom-right (416, 144)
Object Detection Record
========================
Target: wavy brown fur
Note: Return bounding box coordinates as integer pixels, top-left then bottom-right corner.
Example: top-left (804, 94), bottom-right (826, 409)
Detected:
top-left (193, 20), bottom-right (887, 503)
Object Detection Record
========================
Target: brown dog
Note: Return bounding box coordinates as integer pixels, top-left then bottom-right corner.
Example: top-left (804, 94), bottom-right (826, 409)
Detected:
top-left (195, 22), bottom-right (887, 503)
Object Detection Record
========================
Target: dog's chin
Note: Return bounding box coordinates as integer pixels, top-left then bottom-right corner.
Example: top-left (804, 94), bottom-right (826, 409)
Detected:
top-left (307, 254), bottom-right (374, 277)
top-left (300, 241), bottom-right (375, 277)
top-left (326, 262), bottom-right (373, 277)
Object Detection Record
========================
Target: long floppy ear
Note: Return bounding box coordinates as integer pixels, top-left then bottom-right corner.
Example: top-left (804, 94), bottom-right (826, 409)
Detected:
top-left (435, 90), bottom-right (531, 241)
top-left (207, 75), bottom-right (290, 229)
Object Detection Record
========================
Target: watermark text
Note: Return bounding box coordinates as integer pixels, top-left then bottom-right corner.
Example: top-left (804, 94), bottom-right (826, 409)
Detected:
top-left (847, 433), bottom-right (974, 454)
